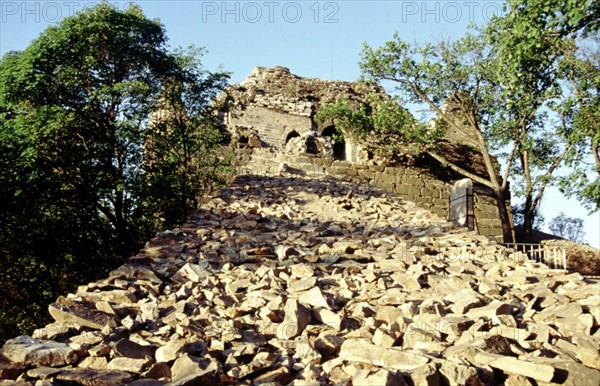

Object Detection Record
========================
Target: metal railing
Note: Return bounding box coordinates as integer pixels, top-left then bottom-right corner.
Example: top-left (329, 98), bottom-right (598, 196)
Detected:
top-left (504, 242), bottom-right (567, 270)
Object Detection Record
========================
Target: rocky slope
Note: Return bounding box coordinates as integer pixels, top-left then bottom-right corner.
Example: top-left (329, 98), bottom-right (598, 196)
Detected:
top-left (0, 174), bottom-right (598, 385)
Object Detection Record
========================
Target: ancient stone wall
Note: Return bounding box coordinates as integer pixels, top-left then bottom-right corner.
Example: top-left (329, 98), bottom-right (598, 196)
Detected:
top-left (224, 66), bottom-right (509, 241)
top-left (220, 66), bottom-right (384, 163)
top-left (224, 105), bottom-right (313, 149)
top-left (235, 148), bottom-right (505, 241)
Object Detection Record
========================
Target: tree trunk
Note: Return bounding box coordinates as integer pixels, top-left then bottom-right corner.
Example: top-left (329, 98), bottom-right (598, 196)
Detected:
top-left (522, 197), bottom-right (535, 243)
top-left (592, 140), bottom-right (600, 175)
top-left (495, 187), bottom-right (514, 244)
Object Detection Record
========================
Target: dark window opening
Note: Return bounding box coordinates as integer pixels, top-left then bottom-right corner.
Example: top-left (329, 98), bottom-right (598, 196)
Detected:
top-left (305, 136), bottom-right (318, 154)
top-left (321, 126), bottom-right (346, 160)
top-left (285, 130), bottom-right (300, 144)
top-left (321, 126), bottom-right (335, 137)
top-left (333, 141), bottom-right (346, 160)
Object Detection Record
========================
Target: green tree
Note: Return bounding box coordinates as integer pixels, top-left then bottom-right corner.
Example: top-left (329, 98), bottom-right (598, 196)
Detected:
top-left (358, 32), bottom-right (516, 242)
top-left (511, 203), bottom-right (545, 236)
top-left (143, 47), bottom-right (233, 227)
top-left (486, 0), bottom-right (599, 240)
top-left (357, 1), bottom-right (598, 243)
top-left (0, 3), bottom-right (230, 341)
top-left (555, 37), bottom-right (600, 212)
top-left (549, 212), bottom-right (586, 243)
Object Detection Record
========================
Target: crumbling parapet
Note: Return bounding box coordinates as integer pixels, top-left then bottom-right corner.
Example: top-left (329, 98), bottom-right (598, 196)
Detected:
top-left (221, 66), bottom-right (385, 163)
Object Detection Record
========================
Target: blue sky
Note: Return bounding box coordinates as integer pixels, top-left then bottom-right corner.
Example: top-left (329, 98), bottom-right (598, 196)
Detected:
top-left (1, 1), bottom-right (598, 247)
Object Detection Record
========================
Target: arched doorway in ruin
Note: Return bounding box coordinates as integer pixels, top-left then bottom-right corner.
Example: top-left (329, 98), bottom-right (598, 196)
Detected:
top-left (285, 130), bottom-right (300, 144)
top-left (321, 125), bottom-right (346, 160)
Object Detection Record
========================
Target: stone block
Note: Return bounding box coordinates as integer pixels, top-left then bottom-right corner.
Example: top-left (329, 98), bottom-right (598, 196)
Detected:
top-left (276, 299), bottom-right (311, 339)
top-left (384, 167), bottom-right (398, 175)
top-left (352, 369), bottom-right (407, 386)
top-left (449, 178), bottom-right (473, 229)
top-left (49, 297), bottom-right (116, 330)
top-left (483, 354), bottom-right (555, 383)
top-left (0, 336), bottom-right (79, 367)
top-left (55, 368), bottom-right (134, 386)
top-left (339, 339), bottom-right (429, 370)
top-left (421, 187), bottom-right (440, 199)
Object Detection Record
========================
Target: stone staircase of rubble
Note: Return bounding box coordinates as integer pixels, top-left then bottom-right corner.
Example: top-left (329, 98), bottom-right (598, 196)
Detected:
top-left (0, 174), bottom-right (598, 386)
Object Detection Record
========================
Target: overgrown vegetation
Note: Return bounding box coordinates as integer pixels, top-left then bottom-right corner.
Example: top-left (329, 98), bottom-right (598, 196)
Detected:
top-left (315, 94), bottom-right (442, 156)
top-left (0, 4), bottom-right (231, 342)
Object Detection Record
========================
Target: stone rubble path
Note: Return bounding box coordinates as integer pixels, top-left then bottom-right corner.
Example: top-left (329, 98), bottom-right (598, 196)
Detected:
top-left (0, 174), bottom-right (598, 385)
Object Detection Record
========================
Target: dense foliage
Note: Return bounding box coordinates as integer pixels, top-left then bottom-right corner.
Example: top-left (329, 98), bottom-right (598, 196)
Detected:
top-left (486, 0), bottom-right (599, 240)
top-left (0, 4), bottom-right (230, 341)
top-left (315, 94), bottom-right (441, 157)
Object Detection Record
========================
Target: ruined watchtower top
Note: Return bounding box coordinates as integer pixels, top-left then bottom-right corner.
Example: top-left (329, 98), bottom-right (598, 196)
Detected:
top-left (226, 66), bottom-right (387, 117)
top-left (220, 66), bottom-right (390, 154)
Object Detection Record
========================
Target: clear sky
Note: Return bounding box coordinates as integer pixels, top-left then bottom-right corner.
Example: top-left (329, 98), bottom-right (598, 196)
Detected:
top-left (1, 0), bottom-right (598, 247)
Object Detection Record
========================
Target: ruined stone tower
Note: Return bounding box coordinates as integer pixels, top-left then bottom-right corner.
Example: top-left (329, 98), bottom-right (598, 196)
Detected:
top-left (221, 66), bottom-right (508, 241)
top-left (220, 66), bottom-right (389, 162)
